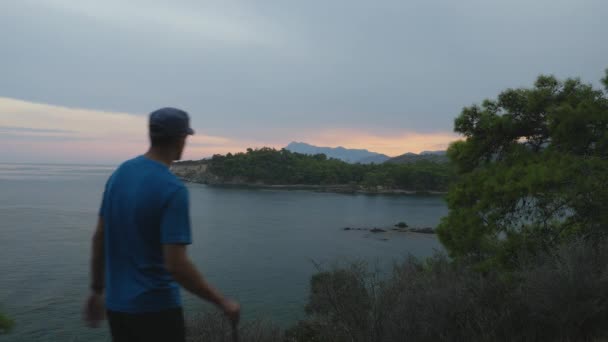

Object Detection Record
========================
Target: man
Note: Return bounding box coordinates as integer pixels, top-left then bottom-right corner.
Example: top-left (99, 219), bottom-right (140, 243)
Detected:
top-left (84, 108), bottom-right (240, 341)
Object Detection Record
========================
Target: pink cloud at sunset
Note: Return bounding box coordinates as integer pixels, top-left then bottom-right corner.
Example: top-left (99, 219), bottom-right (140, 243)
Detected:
top-left (299, 129), bottom-right (460, 157)
top-left (0, 97), bottom-right (460, 164)
top-left (0, 97), bottom-right (248, 164)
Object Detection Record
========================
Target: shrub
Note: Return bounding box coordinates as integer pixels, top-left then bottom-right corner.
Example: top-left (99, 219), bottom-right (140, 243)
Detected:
top-left (184, 238), bottom-right (608, 341)
top-left (290, 238), bottom-right (608, 341)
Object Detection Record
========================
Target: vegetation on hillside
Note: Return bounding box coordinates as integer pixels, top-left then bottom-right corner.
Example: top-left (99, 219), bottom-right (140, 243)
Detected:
top-left (437, 71), bottom-right (608, 270)
top-left (206, 148), bottom-right (455, 191)
top-left (285, 239), bottom-right (608, 342)
top-left (384, 152), bottom-right (449, 164)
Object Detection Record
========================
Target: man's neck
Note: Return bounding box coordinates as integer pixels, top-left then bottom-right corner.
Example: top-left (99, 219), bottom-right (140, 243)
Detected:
top-left (144, 149), bottom-right (174, 167)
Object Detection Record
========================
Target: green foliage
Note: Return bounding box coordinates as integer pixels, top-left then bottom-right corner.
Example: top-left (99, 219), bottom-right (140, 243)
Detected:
top-left (437, 71), bottom-right (608, 269)
top-left (206, 147), bottom-right (455, 191)
top-left (284, 320), bottom-right (324, 342)
top-left (306, 264), bottom-right (372, 339)
top-left (0, 311), bottom-right (14, 334)
top-left (395, 222), bottom-right (408, 228)
top-left (290, 238), bottom-right (608, 341)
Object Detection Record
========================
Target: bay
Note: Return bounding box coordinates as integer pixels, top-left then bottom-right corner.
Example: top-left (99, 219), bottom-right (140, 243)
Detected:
top-left (0, 163), bottom-right (446, 341)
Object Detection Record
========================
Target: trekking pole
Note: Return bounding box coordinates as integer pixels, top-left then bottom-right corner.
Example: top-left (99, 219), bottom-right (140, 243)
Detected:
top-left (231, 320), bottom-right (239, 342)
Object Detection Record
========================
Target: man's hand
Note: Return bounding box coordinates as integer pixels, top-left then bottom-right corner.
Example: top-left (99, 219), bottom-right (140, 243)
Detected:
top-left (221, 298), bottom-right (241, 324)
top-left (86, 216), bottom-right (105, 328)
top-left (83, 292), bottom-right (105, 328)
top-left (164, 244), bottom-right (241, 324)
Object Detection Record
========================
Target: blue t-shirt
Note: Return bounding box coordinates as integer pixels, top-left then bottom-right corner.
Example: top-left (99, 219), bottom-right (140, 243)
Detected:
top-left (99, 155), bottom-right (192, 313)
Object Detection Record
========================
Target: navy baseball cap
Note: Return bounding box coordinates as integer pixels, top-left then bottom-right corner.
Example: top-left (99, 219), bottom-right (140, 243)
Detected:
top-left (149, 107), bottom-right (195, 137)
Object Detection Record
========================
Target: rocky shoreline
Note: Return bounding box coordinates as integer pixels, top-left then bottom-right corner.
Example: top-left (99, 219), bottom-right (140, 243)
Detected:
top-left (171, 163), bottom-right (446, 195)
top-left (343, 225), bottom-right (436, 234)
top-left (182, 180), bottom-right (446, 195)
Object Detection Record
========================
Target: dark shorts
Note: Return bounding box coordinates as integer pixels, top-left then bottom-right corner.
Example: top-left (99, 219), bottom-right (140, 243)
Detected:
top-left (107, 307), bottom-right (185, 342)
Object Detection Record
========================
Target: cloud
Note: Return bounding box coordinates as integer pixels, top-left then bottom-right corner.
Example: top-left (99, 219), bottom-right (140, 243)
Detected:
top-left (0, 126), bottom-right (76, 134)
top-left (0, 97), bottom-right (250, 163)
top-left (0, 97), bottom-right (460, 163)
top-left (3, 0), bottom-right (606, 143)
top-left (33, 0), bottom-right (283, 46)
top-left (0, 96), bottom-right (145, 137)
top-left (298, 129), bottom-right (461, 157)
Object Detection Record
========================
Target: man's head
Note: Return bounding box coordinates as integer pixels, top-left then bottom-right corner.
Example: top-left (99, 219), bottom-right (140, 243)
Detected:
top-left (148, 107), bottom-right (195, 161)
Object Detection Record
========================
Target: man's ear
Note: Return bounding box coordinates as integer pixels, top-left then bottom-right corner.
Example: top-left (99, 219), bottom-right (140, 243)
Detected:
top-left (175, 136), bottom-right (187, 160)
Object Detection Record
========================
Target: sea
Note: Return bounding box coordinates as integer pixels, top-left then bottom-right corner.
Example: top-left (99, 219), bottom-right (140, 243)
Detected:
top-left (0, 162), bottom-right (447, 341)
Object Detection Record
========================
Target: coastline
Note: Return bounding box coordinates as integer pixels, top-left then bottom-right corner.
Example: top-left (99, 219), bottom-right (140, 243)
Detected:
top-left (178, 177), bottom-right (447, 196)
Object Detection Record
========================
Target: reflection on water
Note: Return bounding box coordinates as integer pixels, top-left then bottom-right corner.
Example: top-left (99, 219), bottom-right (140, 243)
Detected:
top-left (0, 163), bottom-right (115, 180)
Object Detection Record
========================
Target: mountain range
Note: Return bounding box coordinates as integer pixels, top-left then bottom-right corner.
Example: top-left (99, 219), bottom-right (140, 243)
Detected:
top-left (285, 142), bottom-right (390, 163)
top-left (384, 151), bottom-right (448, 164)
top-left (285, 142), bottom-right (447, 164)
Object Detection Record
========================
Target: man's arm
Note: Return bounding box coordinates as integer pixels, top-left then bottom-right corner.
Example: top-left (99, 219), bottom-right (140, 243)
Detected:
top-left (84, 216), bottom-right (106, 328)
top-left (90, 217), bottom-right (105, 294)
top-left (163, 244), bottom-right (240, 323)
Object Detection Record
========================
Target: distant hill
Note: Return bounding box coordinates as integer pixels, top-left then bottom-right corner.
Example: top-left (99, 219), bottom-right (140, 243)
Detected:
top-left (285, 142), bottom-right (390, 164)
top-left (420, 150), bottom-right (447, 156)
top-left (357, 154), bottom-right (391, 164)
top-left (385, 151), bottom-right (448, 164)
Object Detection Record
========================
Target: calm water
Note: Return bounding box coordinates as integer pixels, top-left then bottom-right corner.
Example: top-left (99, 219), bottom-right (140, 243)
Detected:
top-left (0, 163), bottom-right (446, 341)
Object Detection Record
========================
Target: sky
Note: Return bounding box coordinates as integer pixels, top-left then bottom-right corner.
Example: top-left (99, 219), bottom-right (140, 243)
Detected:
top-left (1, 0), bottom-right (606, 164)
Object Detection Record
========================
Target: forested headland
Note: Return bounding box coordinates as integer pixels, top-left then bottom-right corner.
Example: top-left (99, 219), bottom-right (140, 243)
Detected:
top-left (174, 148), bottom-right (455, 193)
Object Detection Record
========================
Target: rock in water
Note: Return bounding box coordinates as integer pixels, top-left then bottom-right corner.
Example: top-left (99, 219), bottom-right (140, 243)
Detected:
top-left (410, 227), bottom-right (435, 234)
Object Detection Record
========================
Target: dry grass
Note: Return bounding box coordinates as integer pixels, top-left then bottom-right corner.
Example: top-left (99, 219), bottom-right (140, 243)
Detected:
top-left (187, 311), bottom-right (282, 342)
